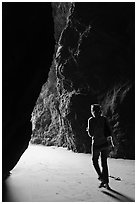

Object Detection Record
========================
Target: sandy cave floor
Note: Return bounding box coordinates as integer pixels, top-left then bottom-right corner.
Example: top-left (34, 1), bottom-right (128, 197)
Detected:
top-left (2, 144), bottom-right (135, 202)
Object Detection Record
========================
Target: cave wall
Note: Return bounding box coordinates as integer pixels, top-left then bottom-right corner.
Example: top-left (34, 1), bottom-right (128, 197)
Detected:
top-left (2, 3), bottom-right (55, 176)
top-left (31, 2), bottom-right (134, 159)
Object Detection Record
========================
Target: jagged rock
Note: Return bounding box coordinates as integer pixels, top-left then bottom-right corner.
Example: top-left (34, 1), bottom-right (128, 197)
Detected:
top-left (31, 2), bottom-right (134, 158)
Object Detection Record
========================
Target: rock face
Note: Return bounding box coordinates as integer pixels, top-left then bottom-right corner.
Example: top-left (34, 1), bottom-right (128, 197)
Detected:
top-left (3, 3), bottom-right (55, 176)
top-left (30, 2), bottom-right (135, 158)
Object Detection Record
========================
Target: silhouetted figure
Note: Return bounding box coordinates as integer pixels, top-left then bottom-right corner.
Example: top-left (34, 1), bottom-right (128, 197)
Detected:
top-left (86, 104), bottom-right (114, 189)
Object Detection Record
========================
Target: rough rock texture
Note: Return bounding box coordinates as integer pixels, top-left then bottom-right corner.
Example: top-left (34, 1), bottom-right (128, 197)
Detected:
top-left (31, 3), bottom-right (135, 158)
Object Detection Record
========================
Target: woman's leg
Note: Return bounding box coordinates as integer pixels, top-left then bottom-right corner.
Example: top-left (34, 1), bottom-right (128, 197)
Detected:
top-left (101, 149), bottom-right (109, 184)
top-left (92, 146), bottom-right (102, 178)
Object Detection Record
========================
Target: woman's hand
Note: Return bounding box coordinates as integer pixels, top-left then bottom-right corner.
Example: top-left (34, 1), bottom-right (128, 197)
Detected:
top-left (107, 136), bottom-right (115, 150)
top-left (107, 136), bottom-right (112, 141)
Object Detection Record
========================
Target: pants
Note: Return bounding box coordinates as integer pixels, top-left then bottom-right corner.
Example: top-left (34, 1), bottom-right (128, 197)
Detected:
top-left (91, 144), bottom-right (109, 184)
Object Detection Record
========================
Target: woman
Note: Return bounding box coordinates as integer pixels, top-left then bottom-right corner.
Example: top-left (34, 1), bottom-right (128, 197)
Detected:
top-left (86, 104), bottom-right (114, 189)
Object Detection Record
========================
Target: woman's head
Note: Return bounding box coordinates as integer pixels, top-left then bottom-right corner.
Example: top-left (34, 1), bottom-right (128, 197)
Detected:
top-left (91, 104), bottom-right (102, 117)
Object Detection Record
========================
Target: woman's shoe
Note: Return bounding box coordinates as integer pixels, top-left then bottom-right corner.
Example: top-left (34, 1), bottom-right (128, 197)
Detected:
top-left (99, 181), bottom-right (110, 189)
top-left (103, 183), bottom-right (110, 189)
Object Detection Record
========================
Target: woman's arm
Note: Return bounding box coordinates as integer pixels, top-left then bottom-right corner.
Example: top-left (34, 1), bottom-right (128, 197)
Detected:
top-left (107, 136), bottom-right (115, 147)
top-left (105, 118), bottom-right (115, 147)
top-left (86, 118), bottom-right (92, 137)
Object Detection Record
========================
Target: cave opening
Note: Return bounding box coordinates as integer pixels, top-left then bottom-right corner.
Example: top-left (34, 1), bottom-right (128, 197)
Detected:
top-left (2, 2), bottom-right (135, 202)
top-left (2, 2), bottom-right (55, 177)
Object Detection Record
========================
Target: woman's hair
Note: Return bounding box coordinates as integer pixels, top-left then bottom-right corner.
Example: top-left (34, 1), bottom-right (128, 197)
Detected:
top-left (91, 104), bottom-right (101, 115)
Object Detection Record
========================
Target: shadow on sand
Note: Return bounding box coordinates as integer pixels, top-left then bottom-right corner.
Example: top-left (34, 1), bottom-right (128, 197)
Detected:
top-left (101, 188), bottom-right (134, 202)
